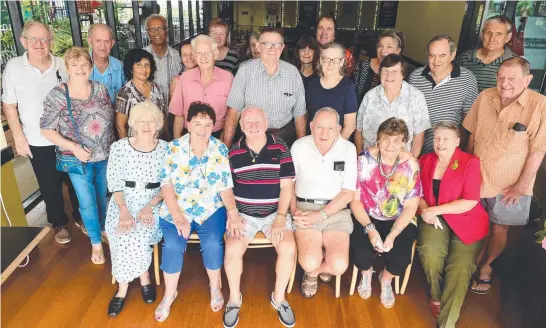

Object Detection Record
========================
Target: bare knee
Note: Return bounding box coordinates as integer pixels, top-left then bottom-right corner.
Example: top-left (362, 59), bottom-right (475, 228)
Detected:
top-left (326, 255), bottom-right (349, 276)
top-left (224, 239), bottom-right (247, 262)
top-left (299, 253), bottom-right (322, 273)
top-left (276, 239), bottom-right (296, 258)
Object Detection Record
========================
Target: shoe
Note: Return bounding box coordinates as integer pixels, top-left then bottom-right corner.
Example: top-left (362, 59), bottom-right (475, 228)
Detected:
top-left (378, 270), bottom-right (395, 308)
top-left (223, 293), bottom-right (242, 328)
top-left (54, 226), bottom-right (71, 244)
top-left (318, 272), bottom-right (332, 282)
top-left (108, 291), bottom-right (126, 317)
top-left (357, 269), bottom-right (373, 299)
top-left (74, 220), bottom-right (89, 236)
top-left (301, 272), bottom-right (318, 298)
top-left (155, 293), bottom-right (177, 322)
top-left (141, 284), bottom-right (156, 304)
top-left (101, 231), bottom-right (109, 245)
top-left (270, 293), bottom-right (295, 327)
top-left (429, 299), bottom-right (441, 318)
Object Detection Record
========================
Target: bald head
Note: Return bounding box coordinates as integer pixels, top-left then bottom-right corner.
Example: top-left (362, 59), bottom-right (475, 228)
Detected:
top-left (240, 107), bottom-right (268, 139)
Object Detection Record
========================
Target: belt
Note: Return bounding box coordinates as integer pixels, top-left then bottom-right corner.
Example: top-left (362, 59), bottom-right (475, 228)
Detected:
top-left (125, 181), bottom-right (161, 189)
top-left (268, 120), bottom-right (294, 133)
top-left (296, 197), bottom-right (331, 205)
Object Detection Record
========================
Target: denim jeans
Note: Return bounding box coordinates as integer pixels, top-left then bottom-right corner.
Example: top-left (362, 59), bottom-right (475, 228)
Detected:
top-left (68, 160), bottom-right (108, 245)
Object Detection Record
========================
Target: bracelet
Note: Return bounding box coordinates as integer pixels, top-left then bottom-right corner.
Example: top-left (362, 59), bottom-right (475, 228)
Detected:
top-left (277, 212), bottom-right (287, 217)
top-left (227, 207), bottom-right (238, 212)
top-left (364, 223), bottom-right (376, 234)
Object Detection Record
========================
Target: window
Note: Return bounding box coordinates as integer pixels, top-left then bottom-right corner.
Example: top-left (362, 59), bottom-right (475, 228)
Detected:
top-left (171, 0), bottom-right (181, 44)
top-left (337, 1), bottom-right (359, 30)
top-left (114, 0), bottom-right (135, 60)
top-left (182, 0), bottom-right (190, 39)
top-left (282, 1), bottom-right (298, 28)
top-left (0, 0), bottom-right (16, 73)
top-left (319, 1), bottom-right (337, 18)
top-left (79, 1), bottom-right (106, 49)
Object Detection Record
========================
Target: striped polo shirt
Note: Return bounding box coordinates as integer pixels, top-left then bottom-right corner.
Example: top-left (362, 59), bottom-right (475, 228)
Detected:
top-left (229, 133), bottom-right (295, 217)
top-left (456, 47), bottom-right (514, 92)
top-left (215, 49), bottom-right (240, 76)
top-left (409, 64), bottom-right (478, 154)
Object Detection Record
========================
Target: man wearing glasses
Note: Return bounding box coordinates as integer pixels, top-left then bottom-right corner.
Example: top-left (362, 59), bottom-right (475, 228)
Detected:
top-left (223, 27), bottom-right (306, 149)
top-left (143, 14), bottom-right (182, 104)
top-left (87, 23), bottom-right (125, 103)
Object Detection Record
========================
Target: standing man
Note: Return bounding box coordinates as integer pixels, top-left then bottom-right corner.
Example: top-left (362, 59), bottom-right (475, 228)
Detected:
top-left (315, 15), bottom-right (355, 75)
top-left (464, 57), bottom-right (546, 295)
top-left (144, 14), bottom-right (182, 106)
top-left (223, 27), bottom-right (306, 149)
top-left (2, 21), bottom-right (81, 243)
top-left (87, 23), bottom-right (125, 102)
top-left (409, 35), bottom-right (479, 155)
top-left (457, 15), bottom-right (515, 92)
top-left (223, 107), bottom-right (296, 328)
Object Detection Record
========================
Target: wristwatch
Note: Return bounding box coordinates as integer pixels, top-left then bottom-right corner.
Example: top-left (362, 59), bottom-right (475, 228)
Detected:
top-left (319, 210), bottom-right (328, 220)
top-left (364, 223), bottom-right (376, 234)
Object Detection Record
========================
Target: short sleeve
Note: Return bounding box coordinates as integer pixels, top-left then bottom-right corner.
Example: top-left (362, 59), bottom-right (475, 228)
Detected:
top-left (279, 139), bottom-right (295, 179)
top-left (412, 89), bottom-right (432, 134)
top-left (160, 141), bottom-right (176, 187)
top-left (405, 159), bottom-right (423, 200)
top-left (115, 87), bottom-right (131, 115)
top-left (355, 155), bottom-right (364, 192)
top-left (462, 93), bottom-right (481, 134)
top-left (1, 60), bottom-right (17, 104)
top-left (226, 66), bottom-right (247, 111)
top-left (106, 141), bottom-right (125, 192)
top-left (292, 74), bottom-right (307, 118)
top-left (216, 143), bottom-right (234, 191)
top-left (341, 143), bottom-right (358, 191)
top-left (344, 80), bottom-right (358, 114)
top-left (529, 99), bottom-right (546, 153)
top-left (290, 141), bottom-right (301, 180)
top-left (463, 72), bottom-right (479, 115)
top-left (461, 157), bottom-right (481, 201)
top-left (169, 74), bottom-right (185, 116)
top-left (40, 87), bottom-right (63, 131)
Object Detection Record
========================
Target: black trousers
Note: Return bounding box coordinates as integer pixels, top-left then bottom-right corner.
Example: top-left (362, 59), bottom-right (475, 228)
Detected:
top-left (29, 145), bottom-right (81, 227)
top-left (350, 217), bottom-right (417, 276)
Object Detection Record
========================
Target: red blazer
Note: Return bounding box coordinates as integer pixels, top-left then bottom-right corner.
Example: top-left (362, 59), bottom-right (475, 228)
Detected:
top-left (419, 148), bottom-right (489, 245)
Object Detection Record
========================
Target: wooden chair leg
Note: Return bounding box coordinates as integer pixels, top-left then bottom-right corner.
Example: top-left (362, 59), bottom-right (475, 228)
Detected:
top-left (349, 265), bottom-right (358, 296)
top-left (335, 275), bottom-right (341, 298)
top-left (111, 275), bottom-right (115, 284)
top-left (394, 276), bottom-right (400, 294)
top-left (153, 243), bottom-right (160, 286)
top-left (400, 241), bottom-right (417, 295)
top-left (287, 253), bottom-right (297, 293)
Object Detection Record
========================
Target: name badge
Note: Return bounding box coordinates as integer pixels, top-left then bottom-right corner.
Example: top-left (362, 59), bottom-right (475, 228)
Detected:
top-left (334, 161), bottom-right (345, 171)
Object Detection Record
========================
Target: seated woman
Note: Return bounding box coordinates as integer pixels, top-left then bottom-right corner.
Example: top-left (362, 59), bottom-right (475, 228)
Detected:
top-left (115, 49), bottom-right (168, 140)
top-left (41, 46), bottom-right (114, 265)
top-left (350, 117), bottom-right (421, 308)
top-left (105, 102), bottom-right (167, 317)
top-left (417, 122), bottom-right (488, 328)
top-left (155, 102), bottom-right (239, 322)
top-left (305, 42), bottom-right (358, 139)
top-left (293, 34), bottom-right (320, 89)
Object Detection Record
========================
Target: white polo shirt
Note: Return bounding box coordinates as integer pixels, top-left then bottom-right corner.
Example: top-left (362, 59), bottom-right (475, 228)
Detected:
top-left (291, 135), bottom-right (357, 200)
top-left (2, 52), bottom-right (68, 146)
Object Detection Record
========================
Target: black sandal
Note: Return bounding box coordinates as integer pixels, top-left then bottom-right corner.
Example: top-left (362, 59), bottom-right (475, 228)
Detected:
top-left (470, 276), bottom-right (494, 295)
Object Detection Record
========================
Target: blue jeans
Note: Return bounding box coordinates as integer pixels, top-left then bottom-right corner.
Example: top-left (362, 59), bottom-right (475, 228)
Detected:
top-left (159, 207), bottom-right (227, 274)
top-left (68, 160), bottom-right (108, 245)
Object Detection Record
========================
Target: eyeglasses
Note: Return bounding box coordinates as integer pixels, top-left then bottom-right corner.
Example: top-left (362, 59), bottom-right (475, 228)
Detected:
top-left (148, 27), bottom-right (167, 34)
top-left (321, 56), bottom-right (344, 64)
top-left (380, 69), bottom-right (401, 77)
top-left (23, 36), bottom-right (52, 44)
top-left (196, 52), bottom-right (213, 59)
top-left (260, 42), bottom-right (283, 49)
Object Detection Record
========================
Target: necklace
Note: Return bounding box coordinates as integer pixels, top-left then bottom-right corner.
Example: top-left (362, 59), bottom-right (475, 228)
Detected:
top-left (377, 151), bottom-right (400, 179)
top-left (249, 148), bottom-right (259, 163)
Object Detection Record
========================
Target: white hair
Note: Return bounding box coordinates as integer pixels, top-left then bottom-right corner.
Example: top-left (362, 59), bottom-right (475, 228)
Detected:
top-left (313, 107), bottom-right (340, 125)
top-left (191, 34), bottom-right (218, 52)
top-left (21, 21), bottom-right (54, 39)
top-left (145, 14), bottom-right (168, 29)
top-left (88, 23), bottom-right (115, 40)
top-left (127, 101), bottom-right (164, 133)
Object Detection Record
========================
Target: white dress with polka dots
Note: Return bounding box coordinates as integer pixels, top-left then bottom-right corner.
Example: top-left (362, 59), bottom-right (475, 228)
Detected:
top-left (105, 138), bottom-right (167, 284)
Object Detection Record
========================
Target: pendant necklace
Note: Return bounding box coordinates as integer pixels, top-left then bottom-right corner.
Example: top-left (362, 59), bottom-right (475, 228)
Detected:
top-left (377, 151), bottom-right (400, 179)
top-left (249, 148), bottom-right (259, 163)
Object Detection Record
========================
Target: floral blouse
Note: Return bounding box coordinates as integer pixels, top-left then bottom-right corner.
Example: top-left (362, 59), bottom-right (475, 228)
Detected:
top-left (159, 134), bottom-right (233, 225)
top-left (41, 81), bottom-right (114, 162)
top-left (357, 149), bottom-right (422, 221)
top-left (115, 80), bottom-right (166, 116)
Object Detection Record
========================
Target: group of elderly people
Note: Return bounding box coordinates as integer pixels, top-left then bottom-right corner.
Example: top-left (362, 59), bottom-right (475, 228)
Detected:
top-left (3, 12), bottom-right (546, 328)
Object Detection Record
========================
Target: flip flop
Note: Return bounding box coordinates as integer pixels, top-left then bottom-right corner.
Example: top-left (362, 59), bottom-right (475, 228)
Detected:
top-left (470, 276), bottom-right (494, 295)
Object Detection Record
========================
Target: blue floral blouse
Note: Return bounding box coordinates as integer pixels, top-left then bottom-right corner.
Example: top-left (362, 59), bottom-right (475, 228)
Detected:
top-left (159, 134), bottom-right (233, 225)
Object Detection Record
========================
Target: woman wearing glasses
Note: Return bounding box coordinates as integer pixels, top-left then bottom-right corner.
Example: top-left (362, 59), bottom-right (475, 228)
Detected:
top-left (155, 102), bottom-right (239, 322)
top-left (169, 35), bottom-right (233, 139)
top-left (305, 42), bottom-right (358, 139)
top-left (354, 31), bottom-right (405, 106)
top-left (355, 54), bottom-right (430, 156)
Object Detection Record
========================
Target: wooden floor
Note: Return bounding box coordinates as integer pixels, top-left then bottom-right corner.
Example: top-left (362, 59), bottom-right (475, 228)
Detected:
top-left (2, 223), bottom-right (502, 328)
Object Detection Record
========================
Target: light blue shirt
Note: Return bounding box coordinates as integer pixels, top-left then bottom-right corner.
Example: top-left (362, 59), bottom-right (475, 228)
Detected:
top-left (89, 55), bottom-right (125, 103)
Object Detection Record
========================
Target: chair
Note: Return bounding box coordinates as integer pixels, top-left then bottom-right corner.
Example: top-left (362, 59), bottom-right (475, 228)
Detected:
top-left (111, 243), bottom-right (160, 286)
top-left (189, 231), bottom-right (297, 293)
top-left (349, 240), bottom-right (417, 296)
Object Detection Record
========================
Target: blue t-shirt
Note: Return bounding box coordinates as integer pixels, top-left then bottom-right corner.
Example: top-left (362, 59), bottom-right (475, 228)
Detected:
top-left (305, 75), bottom-right (358, 127)
top-left (89, 55), bottom-right (125, 103)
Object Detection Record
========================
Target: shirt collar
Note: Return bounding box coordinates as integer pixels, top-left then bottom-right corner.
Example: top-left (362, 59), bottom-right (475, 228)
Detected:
top-left (179, 133), bottom-right (219, 155)
top-left (258, 59), bottom-right (283, 77)
top-left (22, 51), bottom-right (58, 70)
top-left (187, 66), bottom-right (222, 83)
top-left (421, 63), bottom-right (460, 88)
top-left (239, 132), bottom-right (275, 150)
top-left (378, 81), bottom-right (411, 102)
top-left (471, 46), bottom-right (513, 64)
top-left (147, 45), bottom-right (174, 59)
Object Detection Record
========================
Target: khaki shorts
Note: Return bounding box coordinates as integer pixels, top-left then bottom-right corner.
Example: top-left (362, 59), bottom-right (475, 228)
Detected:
top-left (232, 212), bottom-right (294, 241)
top-left (481, 194), bottom-right (531, 226)
top-left (295, 201), bottom-right (353, 234)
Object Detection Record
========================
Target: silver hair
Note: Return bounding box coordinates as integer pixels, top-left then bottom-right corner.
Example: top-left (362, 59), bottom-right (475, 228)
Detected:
top-left (240, 106), bottom-right (268, 123)
top-left (88, 23), bottom-right (115, 40)
top-left (21, 20), bottom-right (54, 39)
top-left (426, 34), bottom-right (457, 55)
top-left (191, 34), bottom-right (218, 52)
top-left (482, 15), bottom-right (512, 34)
top-left (313, 107), bottom-right (340, 125)
top-left (145, 14), bottom-right (168, 29)
top-left (127, 101), bottom-right (164, 132)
